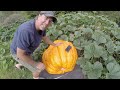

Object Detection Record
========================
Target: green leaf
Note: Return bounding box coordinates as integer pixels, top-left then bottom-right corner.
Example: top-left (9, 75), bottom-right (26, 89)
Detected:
top-left (77, 57), bottom-right (89, 68)
top-left (73, 38), bottom-right (81, 50)
top-left (87, 70), bottom-right (102, 79)
top-left (92, 30), bottom-right (106, 44)
top-left (81, 40), bottom-right (92, 48)
top-left (93, 43), bottom-right (104, 58)
top-left (115, 46), bottom-right (120, 52)
top-left (93, 61), bottom-right (103, 71)
top-left (52, 30), bottom-right (63, 38)
top-left (2, 60), bottom-right (8, 70)
top-left (111, 29), bottom-right (120, 39)
top-left (107, 62), bottom-right (120, 74)
top-left (104, 34), bottom-right (111, 42)
top-left (105, 56), bottom-right (117, 65)
top-left (74, 31), bottom-right (81, 38)
top-left (0, 48), bottom-right (5, 55)
top-left (106, 72), bottom-right (120, 79)
top-left (65, 25), bottom-right (77, 32)
top-left (87, 61), bottom-right (103, 79)
top-left (82, 28), bottom-right (93, 34)
top-left (76, 57), bottom-right (81, 65)
top-left (84, 43), bottom-right (104, 59)
top-left (69, 33), bottom-right (75, 41)
top-left (58, 35), bottom-right (68, 41)
top-left (83, 61), bottom-right (93, 72)
top-left (84, 43), bottom-right (94, 59)
top-left (101, 49), bottom-right (108, 61)
top-left (106, 63), bottom-right (114, 73)
top-left (105, 41), bottom-right (115, 54)
top-left (115, 41), bottom-right (120, 45)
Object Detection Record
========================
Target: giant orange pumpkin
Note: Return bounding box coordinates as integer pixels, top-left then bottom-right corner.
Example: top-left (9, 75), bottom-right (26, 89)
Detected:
top-left (42, 40), bottom-right (78, 74)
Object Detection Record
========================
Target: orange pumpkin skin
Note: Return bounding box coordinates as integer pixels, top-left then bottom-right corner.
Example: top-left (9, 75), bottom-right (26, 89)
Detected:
top-left (42, 40), bottom-right (78, 74)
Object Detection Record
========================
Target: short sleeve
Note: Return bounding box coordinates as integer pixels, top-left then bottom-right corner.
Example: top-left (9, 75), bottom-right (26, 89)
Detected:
top-left (17, 30), bottom-right (33, 51)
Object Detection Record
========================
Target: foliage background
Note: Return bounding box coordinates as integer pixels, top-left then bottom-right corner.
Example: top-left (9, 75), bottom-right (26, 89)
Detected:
top-left (0, 11), bottom-right (120, 79)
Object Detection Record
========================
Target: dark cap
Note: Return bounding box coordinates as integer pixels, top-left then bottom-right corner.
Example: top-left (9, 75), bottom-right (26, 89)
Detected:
top-left (40, 11), bottom-right (57, 23)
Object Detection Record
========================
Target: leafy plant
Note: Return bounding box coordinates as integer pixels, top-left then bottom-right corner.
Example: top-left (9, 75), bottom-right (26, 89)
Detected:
top-left (0, 11), bottom-right (120, 79)
top-left (45, 12), bottom-right (120, 79)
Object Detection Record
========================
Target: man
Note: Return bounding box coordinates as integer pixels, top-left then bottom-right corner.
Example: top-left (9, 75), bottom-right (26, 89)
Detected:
top-left (10, 11), bottom-right (62, 79)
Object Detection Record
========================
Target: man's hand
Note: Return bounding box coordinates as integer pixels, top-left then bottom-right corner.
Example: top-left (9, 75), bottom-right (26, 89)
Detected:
top-left (54, 42), bottom-right (63, 46)
top-left (42, 36), bottom-right (63, 47)
top-left (36, 62), bottom-right (45, 72)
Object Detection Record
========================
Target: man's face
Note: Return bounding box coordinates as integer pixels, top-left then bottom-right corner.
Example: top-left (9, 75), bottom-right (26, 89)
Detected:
top-left (37, 14), bottom-right (53, 30)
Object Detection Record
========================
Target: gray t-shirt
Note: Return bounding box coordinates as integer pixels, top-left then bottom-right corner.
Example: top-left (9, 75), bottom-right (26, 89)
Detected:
top-left (10, 19), bottom-right (46, 55)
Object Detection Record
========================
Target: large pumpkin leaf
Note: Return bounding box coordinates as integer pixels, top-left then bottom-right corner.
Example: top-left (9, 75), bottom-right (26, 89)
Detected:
top-left (77, 57), bottom-right (89, 68)
top-left (93, 61), bottom-right (103, 71)
top-left (93, 43), bottom-right (104, 58)
top-left (104, 56), bottom-right (117, 65)
top-left (58, 35), bottom-right (68, 41)
top-left (107, 62), bottom-right (120, 73)
top-left (52, 30), bottom-right (63, 38)
top-left (81, 28), bottom-right (93, 34)
top-left (87, 70), bottom-right (102, 79)
top-left (74, 31), bottom-right (81, 38)
top-left (115, 46), bottom-right (120, 52)
top-left (84, 43), bottom-right (95, 59)
top-left (115, 41), bottom-right (120, 45)
top-left (84, 43), bottom-right (104, 59)
top-left (77, 57), bottom-right (88, 75)
top-left (73, 38), bottom-right (81, 50)
top-left (105, 41), bottom-right (115, 54)
top-left (92, 30), bottom-right (106, 45)
top-left (69, 33), bottom-right (75, 41)
top-left (111, 29), bottom-right (120, 39)
top-left (80, 40), bottom-right (92, 48)
top-left (106, 72), bottom-right (120, 79)
top-left (81, 61), bottom-right (92, 71)
top-left (104, 34), bottom-right (111, 42)
top-left (81, 28), bottom-right (93, 40)
top-left (82, 61), bottom-right (93, 77)
top-left (106, 62), bottom-right (120, 79)
top-left (87, 61), bottom-right (103, 79)
top-left (101, 49), bottom-right (108, 61)
top-left (65, 25), bottom-right (77, 32)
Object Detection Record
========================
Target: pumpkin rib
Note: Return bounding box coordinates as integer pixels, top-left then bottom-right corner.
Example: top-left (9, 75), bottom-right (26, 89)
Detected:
top-left (56, 41), bottom-right (67, 73)
top-left (48, 46), bottom-right (63, 73)
top-left (57, 42), bottom-right (67, 69)
top-left (53, 46), bottom-right (62, 67)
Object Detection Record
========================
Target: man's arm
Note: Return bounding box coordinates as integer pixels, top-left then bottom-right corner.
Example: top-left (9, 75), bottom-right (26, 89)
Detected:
top-left (17, 47), bottom-right (37, 67)
top-left (42, 36), bottom-right (56, 46)
top-left (42, 36), bottom-right (63, 46)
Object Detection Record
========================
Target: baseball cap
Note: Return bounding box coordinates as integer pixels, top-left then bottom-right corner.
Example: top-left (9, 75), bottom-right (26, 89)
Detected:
top-left (40, 11), bottom-right (57, 23)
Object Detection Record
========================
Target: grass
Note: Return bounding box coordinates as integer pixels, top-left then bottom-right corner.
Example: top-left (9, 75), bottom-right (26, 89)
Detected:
top-left (0, 60), bottom-right (33, 79)
top-left (0, 41), bottom-right (32, 79)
